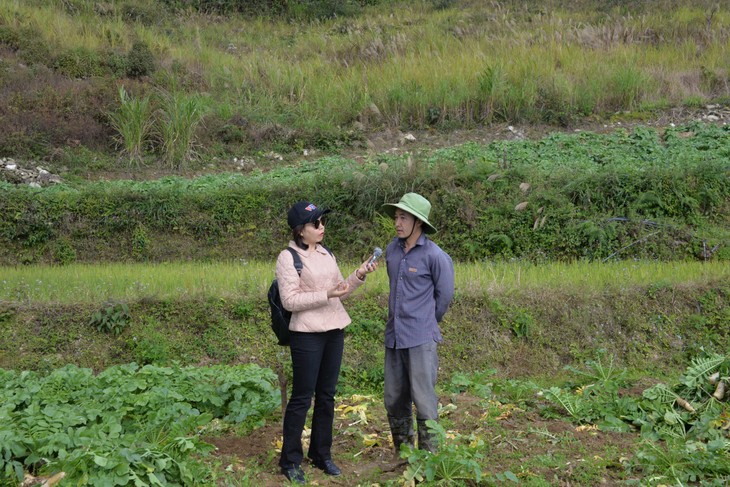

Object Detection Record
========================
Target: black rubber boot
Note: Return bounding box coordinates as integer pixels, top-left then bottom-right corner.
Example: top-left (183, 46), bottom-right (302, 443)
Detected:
top-left (417, 419), bottom-right (438, 453)
top-left (388, 415), bottom-right (415, 454)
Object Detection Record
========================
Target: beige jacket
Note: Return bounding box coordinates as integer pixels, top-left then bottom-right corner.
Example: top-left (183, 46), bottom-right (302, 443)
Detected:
top-left (276, 241), bottom-right (364, 333)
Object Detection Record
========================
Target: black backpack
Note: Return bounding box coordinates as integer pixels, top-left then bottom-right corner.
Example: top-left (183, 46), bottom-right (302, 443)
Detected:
top-left (268, 248), bottom-right (302, 346)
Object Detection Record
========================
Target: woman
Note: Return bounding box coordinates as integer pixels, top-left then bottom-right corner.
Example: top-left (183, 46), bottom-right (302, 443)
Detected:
top-left (276, 200), bottom-right (377, 484)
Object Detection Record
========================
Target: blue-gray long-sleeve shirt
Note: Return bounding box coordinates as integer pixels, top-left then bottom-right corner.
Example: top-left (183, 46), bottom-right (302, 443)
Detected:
top-left (384, 234), bottom-right (455, 349)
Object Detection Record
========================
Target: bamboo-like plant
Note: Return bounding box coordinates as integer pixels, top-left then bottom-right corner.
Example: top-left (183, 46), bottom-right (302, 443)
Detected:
top-left (155, 90), bottom-right (207, 171)
top-left (107, 86), bottom-right (153, 166)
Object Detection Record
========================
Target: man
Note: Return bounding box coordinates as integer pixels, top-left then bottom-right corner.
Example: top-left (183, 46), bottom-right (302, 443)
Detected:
top-left (380, 192), bottom-right (455, 454)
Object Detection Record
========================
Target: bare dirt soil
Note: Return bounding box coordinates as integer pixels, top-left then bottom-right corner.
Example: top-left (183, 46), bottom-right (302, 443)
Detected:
top-left (206, 389), bottom-right (640, 486)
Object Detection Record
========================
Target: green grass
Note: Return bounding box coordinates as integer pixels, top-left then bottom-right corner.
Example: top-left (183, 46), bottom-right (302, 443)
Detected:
top-left (107, 86), bottom-right (153, 165)
top-left (1, 0), bottom-right (728, 146)
top-left (1, 260), bottom-right (727, 304)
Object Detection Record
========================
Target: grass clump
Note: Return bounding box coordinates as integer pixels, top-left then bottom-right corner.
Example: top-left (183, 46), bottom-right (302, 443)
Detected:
top-left (156, 90), bottom-right (208, 170)
top-left (107, 86), bottom-right (153, 165)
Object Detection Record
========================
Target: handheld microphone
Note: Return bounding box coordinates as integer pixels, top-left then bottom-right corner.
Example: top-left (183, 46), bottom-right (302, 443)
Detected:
top-left (368, 247), bottom-right (383, 265)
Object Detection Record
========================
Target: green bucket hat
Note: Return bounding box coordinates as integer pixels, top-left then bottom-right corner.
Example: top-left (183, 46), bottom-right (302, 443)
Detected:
top-left (381, 193), bottom-right (437, 234)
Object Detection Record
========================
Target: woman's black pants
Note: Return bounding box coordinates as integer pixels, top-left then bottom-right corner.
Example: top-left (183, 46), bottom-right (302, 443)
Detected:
top-left (279, 328), bottom-right (344, 468)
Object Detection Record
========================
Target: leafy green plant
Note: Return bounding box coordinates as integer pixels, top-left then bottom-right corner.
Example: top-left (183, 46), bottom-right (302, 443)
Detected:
top-left (543, 386), bottom-right (590, 422)
top-left (402, 420), bottom-right (518, 484)
top-left (0, 363), bottom-right (279, 485)
top-left (564, 350), bottom-right (626, 385)
top-left (52, 238), bottom-right (77, 265)
top-left (505, 308), bottom-right (534, 339)
top-left (544, 352), bottom-right (730, 483)
top-left (447, 370), bottom-right (496, 398)
top-left (402, 420), bottom-right (484, 484)
top-left (90, 301), bottom-right (131, 335)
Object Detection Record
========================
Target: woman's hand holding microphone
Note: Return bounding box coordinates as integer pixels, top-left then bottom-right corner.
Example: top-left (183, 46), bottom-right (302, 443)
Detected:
top-left (329, 247), bottom-right (382, 297)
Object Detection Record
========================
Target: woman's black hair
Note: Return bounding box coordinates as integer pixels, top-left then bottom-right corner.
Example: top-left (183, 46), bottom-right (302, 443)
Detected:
top-left (292, 225), bottom-right (308, 250)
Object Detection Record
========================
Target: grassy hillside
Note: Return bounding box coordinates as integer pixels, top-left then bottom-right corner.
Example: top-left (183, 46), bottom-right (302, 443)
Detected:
top-left (2, 123), bottom-right (728, 265)
top-left (0, 0), bottom-right (728, 174)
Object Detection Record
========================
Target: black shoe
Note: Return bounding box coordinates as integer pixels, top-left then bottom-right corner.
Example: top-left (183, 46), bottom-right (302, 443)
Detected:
top-left (312, 458), bottom-right (341, 476)
top-left (281, 465), bottom-right (305, 484)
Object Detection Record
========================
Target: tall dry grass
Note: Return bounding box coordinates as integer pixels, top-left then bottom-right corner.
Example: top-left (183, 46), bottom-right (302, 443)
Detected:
top-left (1, 0), bottom-right (728, 133)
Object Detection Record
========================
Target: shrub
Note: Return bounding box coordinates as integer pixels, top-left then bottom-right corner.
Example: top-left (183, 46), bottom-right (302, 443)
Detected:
top-left (126, 41), bottom-right (155, 78)
top-left (156, 0), bottom-right (381, 18)
top-left (101, 51), bottom-right (129, 78)
top-left (0, 124), bottom-right (727, 264)
top-left (0, 26), bottom-right (21, 50)
top-left (54, 47), bottom-right (104, 78)
top-left (0, 129), bottom-right (50, 159)
top-left (288, 0), bottom-right (363, 20)
top-left (16, 31), bottom-right (51, 67)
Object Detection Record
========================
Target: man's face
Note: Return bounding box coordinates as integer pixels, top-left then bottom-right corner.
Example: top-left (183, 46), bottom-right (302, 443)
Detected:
top-left (394, 209), bottom-right (420, 238)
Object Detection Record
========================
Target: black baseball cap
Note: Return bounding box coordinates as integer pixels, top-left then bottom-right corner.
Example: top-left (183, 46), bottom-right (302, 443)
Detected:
top-left (287, 201), bottom-right (331, 229)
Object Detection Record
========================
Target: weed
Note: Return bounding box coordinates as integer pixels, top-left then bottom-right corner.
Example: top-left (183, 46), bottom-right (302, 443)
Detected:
top-left (52, 239), bottom-right (77, 265)
top-left (131, 223), bottom-right (151, 260)
top-left (504, 308), bottom-right (535, 339)
top-left (232, 300), bottom-right (255, 319)
top-left (130, 324), bottom-right (171, 365)
top-left (402, 420), bottom-right (518, 484)
top-left (447, 370), bottom-right (496, 398)
top-left (90, 301), bottom-right (131, 336)
top-left (0, 26), bottom-right (20, 50)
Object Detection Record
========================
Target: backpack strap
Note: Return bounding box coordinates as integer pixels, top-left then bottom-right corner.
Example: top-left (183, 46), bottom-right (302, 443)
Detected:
top-left (286, 245), bottom-right (333, 276)
top-left (287, 247), bottom-right (303, 276)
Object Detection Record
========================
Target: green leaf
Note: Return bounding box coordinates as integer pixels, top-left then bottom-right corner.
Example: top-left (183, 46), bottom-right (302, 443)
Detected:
top-left (108, 422), bottom-right (122, 438)
top-left (664, 410), bottom-right (681, 425)
top-left (505, 470), bottom-right (519, 482)
top-left (147, 472), bottom-right (165, 486)
top-left (93, 454), bottom-right (108, 467)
